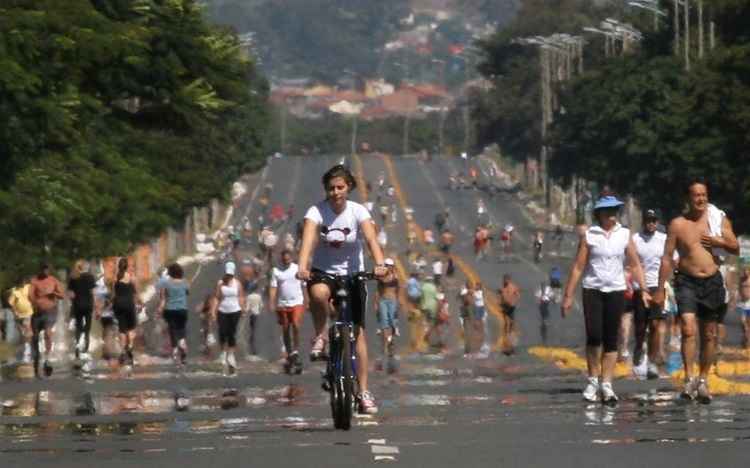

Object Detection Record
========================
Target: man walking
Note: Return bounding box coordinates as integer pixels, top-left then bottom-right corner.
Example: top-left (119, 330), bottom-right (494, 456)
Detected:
top-left (499, 274), bottom-right (521, 355)
top-left (269, 250), bottom-right (306, 374)
top-left (654, 179), bottom-right (739, 403)
top-left (28, 263), bottom-right (65, 377)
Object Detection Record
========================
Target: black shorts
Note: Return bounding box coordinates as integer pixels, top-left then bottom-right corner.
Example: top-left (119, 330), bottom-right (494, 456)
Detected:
top-left (502, 304), bottom-right (516, 320)
top-left (634, 287), bottom-right (665, 321)
top-left (114, 306), bottom-right (136, 332)
top-left (550, 278), bottom-right (561, 289)
top-left (307, 269), bottom-right (367, 328)
top-left (675, 271), bottom-right (727, 322)
top-left (31, 310), bottom-right (57, 333)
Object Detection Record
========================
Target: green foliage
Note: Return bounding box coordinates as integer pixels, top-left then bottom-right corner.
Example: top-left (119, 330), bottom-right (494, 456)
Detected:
top-left (0, 0), bottom-right (269, 283)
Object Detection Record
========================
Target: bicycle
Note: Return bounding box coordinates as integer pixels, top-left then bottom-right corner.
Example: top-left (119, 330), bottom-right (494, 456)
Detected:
top-left (310, 270), bottom-right (375, 431)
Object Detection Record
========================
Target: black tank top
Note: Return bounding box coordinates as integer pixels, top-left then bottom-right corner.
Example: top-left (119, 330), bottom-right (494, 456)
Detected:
top-left (113, 280), bottom-right (136, 311)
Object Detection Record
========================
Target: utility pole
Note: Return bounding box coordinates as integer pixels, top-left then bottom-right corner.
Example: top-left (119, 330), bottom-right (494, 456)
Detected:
top-left (350, 115), bottom-right (358, 156)
top-left (403, 112), bottom-right (411, 156)
top-left (280, 99), bottom-right (287, 155)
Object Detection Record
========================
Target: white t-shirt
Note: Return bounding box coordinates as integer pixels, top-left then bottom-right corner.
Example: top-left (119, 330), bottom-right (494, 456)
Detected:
top-left (270, 263), bottom-right (305, 307)
top-left (432, 260), bottom-right (443, 276)
top-left (305, 200), bottom-right (371, 275)
top-left (632, 231), bottom-right (666, 289)
top-left (474, 289), bottom-right (485, 307)
top-left (582, 224), bottom-right (631, 292)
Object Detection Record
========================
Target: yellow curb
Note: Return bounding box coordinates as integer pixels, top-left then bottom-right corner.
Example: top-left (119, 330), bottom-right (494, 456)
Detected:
top-left (529, 346), bottom-right (633, 378)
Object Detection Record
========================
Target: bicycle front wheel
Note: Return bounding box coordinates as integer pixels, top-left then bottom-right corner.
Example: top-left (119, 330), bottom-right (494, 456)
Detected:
top-left (339, 324), bottom-right (356, 430)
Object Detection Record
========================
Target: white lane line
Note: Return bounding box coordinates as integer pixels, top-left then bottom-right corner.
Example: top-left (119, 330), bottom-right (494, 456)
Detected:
top-left (369, 438), bottom-right (400, 462)
top-left (371, 445), bottom-right (400, 455)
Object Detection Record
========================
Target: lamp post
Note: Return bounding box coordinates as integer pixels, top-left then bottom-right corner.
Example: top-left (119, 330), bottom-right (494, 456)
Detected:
top-left (513, 34), bottom-right (584, 206)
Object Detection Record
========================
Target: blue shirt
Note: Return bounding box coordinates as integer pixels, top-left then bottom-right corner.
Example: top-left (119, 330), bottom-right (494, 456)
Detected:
top-left (164, 280), bottom-right (189, 311)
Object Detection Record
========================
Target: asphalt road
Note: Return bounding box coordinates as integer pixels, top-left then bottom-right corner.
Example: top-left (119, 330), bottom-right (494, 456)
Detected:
top-left (1, 154), bottom-right (750, 467)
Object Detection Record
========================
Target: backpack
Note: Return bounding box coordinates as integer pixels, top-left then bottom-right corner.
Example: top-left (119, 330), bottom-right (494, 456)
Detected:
top-left (407, 279), bottom-right (422, 300)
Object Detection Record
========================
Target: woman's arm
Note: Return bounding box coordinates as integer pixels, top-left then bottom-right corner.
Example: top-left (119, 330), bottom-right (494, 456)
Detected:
top-left (562, 236), bottom-right (590, 317)
top-left (297, 219), bottom-right (319, 279)
top-left (361, 219), bottom-right (386, 276)
top-left (157, 286), bottom-right (166, 315)
top-left (626, 239), bottom-right (650, 307)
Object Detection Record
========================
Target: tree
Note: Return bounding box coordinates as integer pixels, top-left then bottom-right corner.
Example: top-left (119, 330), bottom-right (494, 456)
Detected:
top-left (0, 0), bottom-right (269, 282)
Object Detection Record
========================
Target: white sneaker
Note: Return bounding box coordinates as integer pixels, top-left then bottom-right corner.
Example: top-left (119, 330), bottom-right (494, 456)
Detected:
top-left (218, 351), bottom-right (227, 365)
top-left (647, 362), bottom-right (660, 380)
top-left (227, 352), bottom-right (237, 370)
top-left (600, 382), bottom-right (618, 403)
top-left (582, 377), bottom-right (600, 402)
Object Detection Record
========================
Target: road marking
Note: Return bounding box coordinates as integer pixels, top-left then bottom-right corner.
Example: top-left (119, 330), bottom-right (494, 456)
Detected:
top-left (369, 438), bottom-right (399, 462)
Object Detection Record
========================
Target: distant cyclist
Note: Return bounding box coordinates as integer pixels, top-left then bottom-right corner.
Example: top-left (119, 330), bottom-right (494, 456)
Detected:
top-left (296, 164), bottom-right (387, 414)
top-left (533, 231), bottom-right (544, 262)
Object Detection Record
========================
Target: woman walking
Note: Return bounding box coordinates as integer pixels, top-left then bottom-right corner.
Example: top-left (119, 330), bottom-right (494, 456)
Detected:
top-left (112, 258), bottom-right (141, 367)
top-left (158, 263), bottom-right (190, 366)
top-left (562, 195), bottom-right (649, 403)
top-left (67, 260), bottom-right (97, 364)
top-left (210, 261), bottom-right (246, 375)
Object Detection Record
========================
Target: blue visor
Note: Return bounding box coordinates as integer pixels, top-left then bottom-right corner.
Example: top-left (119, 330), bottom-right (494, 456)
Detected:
top-left (593, 195), bottom-right (624, 210)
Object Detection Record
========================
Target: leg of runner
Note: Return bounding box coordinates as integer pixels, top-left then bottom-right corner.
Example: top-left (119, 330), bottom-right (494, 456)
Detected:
top-left (679, 313), bottom-right (698, 397)
top-left (248, 314), bottom-right (258, 355)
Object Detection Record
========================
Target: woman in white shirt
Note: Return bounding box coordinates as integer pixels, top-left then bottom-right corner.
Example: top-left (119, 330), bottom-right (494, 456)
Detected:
top-left (562, 195), bottom-right (649, 403)
top-left (210, 261), bottom-right (246, 375)
top-left (297, 165), bottom-right (387, 415)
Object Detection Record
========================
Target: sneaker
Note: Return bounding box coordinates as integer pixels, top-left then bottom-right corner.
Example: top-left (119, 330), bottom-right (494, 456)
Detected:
top-left (290, 352), bottom-right (303, 374)
top-left (172, 348), bottom-right (181, 365)
top-left (681, 377), bottom-right (698, 400)
top-left (619, 349), bottom-right (630, 362)
top-left (43, 360), bottom-right (53, 377)
top-left (647, 362), bottom-right (660, 380)
top-left (218, 351), bottom-right (227, 365)
top-left (310, 334), bottom-right (327, 361)
top-left (696, 378), bottom-right (712, 404)
top-left (81, 361), bottom-right (92, 373)
top-left (393, 326), bottom-right (401, 338)
top-left (80, 352), bottom-right (91, 362)
top-left (22, 347), bottom-right (32, 364)
top-left (227, 352), bottom-right (237, 371)
top-left (582, 376), bottom-right (600, 402)
top-left (358, 391), bottom-right (378, 415)
top-left (600, 382), bottom-right (618, 404)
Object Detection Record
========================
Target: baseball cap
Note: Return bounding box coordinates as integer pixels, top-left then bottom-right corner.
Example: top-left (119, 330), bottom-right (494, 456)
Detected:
top-left (225, 261), bottom-right (236, 276)
top-left (644, 209), bottom-right (659, 220)
top-left (384, 258), bottom-right (395, 266)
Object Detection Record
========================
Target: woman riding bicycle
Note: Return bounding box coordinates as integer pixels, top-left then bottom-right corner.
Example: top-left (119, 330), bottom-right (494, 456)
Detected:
top-left (297, 165), bottom-right (387, 415)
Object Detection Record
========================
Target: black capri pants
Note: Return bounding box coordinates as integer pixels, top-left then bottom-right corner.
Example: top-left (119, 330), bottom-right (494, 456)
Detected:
top-left (582, 288), bottom-right (625, 353)
top-left (163, 309), bottom-right (188, 348)
top-left (217, 312), bottom-right (241, 347)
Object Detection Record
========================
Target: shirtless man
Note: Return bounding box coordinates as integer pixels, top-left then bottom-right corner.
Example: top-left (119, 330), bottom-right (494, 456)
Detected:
top-left (374, 258), bottom-right (400, 364)
top-left (653, 179), bottom-right (739, 403)
top-left (499, 273), bottom-right (521, 355)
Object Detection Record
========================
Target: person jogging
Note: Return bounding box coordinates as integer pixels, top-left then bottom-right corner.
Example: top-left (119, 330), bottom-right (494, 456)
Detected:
top-left (653, 178), bottom-right (739, 403)
top-left (562, 194), bottom-right (649, 403)
top-left (269, 249), bottom-right (306, 374)
top-left (28, 262), bottom-right (65, 377)
top-left (67, 260), bottom-right (97, 365)
top-left (157, 263), bottom-right (190, 366)
top-left (632, 209), bottom-right (667, 379)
